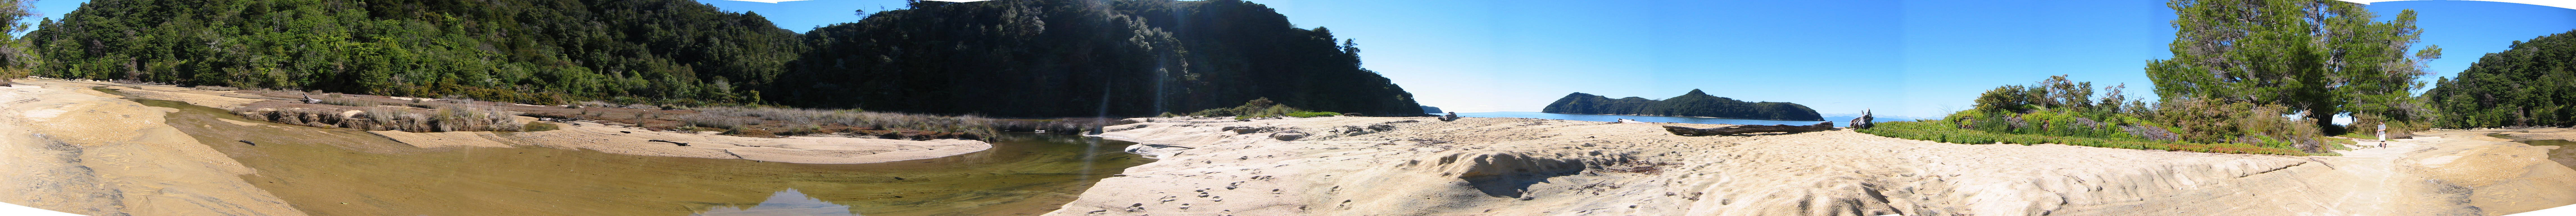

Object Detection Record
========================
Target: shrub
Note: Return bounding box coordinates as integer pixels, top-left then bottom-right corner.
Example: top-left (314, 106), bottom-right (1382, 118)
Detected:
top-left (523, 122), bottom-right (561, 132)
top-left (318, 94), bottom-right (380, 107)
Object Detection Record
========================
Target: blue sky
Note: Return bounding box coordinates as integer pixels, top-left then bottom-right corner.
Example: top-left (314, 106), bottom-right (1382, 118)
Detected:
top-left (23, 0), bottom-right (2576, 118)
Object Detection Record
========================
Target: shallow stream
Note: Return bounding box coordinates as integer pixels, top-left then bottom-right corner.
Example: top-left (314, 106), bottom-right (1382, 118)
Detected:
top-left (115, 88), bottom-right (1147, 216)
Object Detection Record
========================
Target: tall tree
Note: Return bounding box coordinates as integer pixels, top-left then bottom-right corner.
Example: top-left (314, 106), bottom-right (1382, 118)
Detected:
top-left (2145, 0), bottom-right (2436, 130)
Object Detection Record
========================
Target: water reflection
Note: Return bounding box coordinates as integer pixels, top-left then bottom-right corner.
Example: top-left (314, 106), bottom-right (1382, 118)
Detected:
top-left (696, 189), bottom-right (858, 216)
top-left (140, 97), bottom-right (1148, 216)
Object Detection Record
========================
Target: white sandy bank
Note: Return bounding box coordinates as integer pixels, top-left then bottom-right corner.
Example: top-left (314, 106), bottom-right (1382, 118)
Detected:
top-left (1047, 116), bottom-right (2576, 216)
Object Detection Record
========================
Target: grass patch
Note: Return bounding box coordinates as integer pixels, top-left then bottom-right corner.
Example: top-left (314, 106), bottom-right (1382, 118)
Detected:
top-left (1861, 118), bottom-right (2322, 156)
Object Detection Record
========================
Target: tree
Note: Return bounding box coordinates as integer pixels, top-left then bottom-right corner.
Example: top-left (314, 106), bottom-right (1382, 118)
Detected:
top-left (0, 0), bottom-right (33, 86)
top-left (2145, 0), bottom-right (2436, 131)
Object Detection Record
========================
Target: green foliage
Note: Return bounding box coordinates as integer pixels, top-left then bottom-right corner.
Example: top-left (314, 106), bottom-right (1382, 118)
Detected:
top-left (2425, 30), bottom-right (2576, 128)
top-left (0, 0), bottom-right (35, 84)
top-left (1913, 75), bottom-right (2330, 154)
top-left (1856, 121), bottom-right (2316, 156)
top-left (522, 122), bottom-right (559, 132)
top-left (1187, 98), bottom-right (1315, 119)
top-left (1542, 89), bottom-right (1823, 121)
top-left (2145, 0), bottom-right (2434, 131)
top-left (30, 0), bottom-right (806, 105)
top-left (771, 0), bottom-right (1422, 118)
top-left (1285, 111), bottom-right (1340, 118)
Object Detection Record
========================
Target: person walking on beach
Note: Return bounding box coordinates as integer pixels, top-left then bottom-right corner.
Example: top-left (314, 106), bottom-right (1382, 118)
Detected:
top-left (2377, 123), bottom-right (2389, 148)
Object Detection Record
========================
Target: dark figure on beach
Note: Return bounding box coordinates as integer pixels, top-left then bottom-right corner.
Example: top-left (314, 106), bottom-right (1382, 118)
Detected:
top-left (1440, 112), bottom-right (1460, 122)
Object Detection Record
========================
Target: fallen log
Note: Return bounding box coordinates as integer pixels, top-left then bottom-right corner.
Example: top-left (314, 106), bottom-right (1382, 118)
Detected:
top-left (1662, 122), bottom-right (1835, 136)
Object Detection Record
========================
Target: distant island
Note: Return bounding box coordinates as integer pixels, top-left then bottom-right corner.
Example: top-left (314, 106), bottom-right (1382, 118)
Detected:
top-left (1421, 105), bottom-right (1444, 113)
top-left (1541, 90), bottom-right (1824, 121)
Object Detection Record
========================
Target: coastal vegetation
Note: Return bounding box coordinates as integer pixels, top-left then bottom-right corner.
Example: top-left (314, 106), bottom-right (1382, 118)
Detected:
top-left (1858, 75), bottom-right (2322, 155)
top-left (29, 0), bottom-right (1422, 118)
top-left (2144, 0), bottom-right (2437, 135)
top-left (0, 0), bottom-right (32, 86)
top-left (1179, 98), bottom-right (1342, 120)
top-left (1863, 0), bottom-right (2442, 155)
top-left (2425, 30), bottom-right (2576, 129)
top-left (1541, 89), bottom-right (1823, 121)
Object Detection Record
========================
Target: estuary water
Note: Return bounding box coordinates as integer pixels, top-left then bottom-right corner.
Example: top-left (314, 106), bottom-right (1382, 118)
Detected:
top-left (130, 93), bottom-right (1148, 216)
top-left (1447, 112), bottom-right (1829, 125)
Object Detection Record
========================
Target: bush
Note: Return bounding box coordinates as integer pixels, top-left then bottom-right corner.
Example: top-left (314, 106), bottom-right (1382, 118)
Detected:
top-left (523, 122), bottom-right (561, 132)
top-left (318, 94), bottom-right (380, 107)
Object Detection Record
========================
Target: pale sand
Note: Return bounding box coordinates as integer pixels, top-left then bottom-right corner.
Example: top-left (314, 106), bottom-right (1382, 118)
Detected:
top-left (0, 79), bottom-right (305, 216)
top-left (1047, 116), bottom-right (2576, 216)
top-left (483, 121), bottom-right (991, 164)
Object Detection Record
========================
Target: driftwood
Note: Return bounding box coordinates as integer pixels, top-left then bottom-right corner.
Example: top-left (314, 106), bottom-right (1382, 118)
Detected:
top-left (1662, 122), bottom-right (1835, 136)
top-left (648, 140), bottom-right (690, 146)
top-left (1848, 109), bottom-right (1875, 129)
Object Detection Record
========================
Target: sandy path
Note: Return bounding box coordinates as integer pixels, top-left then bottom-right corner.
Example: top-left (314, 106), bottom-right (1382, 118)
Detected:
top-left (1048, 116), bottom-right (2576, 216)
top-left (0, 79), bottom-right (305, 216)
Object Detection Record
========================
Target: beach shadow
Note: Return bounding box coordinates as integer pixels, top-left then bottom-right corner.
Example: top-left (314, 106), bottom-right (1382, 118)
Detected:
top-left (1456, 154), bottom-right (1586, 198)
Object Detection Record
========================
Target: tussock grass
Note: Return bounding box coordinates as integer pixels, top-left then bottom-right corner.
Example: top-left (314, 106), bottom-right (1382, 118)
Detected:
top-left (318, 94), bottom-right (380, 107)
top-left (693, 106), bottom-right (998, 138)
top-left (190, 85), bottom-right (239, 91)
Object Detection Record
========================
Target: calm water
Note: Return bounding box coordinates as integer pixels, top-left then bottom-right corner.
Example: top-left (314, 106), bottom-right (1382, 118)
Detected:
top-left (120, 89), bottom-right (1147, 216)
top-left (1446, 112), bottom-right (1830, 125)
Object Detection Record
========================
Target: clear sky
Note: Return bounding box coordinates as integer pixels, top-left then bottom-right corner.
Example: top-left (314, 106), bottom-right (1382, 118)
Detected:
top-left (21, 0), bottom-right (2576, 118)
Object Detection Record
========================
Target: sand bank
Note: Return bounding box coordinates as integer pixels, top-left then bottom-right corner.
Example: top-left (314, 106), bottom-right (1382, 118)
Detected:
top-left (1049, 116), bottom-right (2576, 216)
top-left (0, 79), bottom-right (305, 216)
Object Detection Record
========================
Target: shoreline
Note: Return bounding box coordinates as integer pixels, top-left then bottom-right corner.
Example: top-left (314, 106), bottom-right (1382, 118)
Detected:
top-left (1045, 115), bottom-right (2576, 215)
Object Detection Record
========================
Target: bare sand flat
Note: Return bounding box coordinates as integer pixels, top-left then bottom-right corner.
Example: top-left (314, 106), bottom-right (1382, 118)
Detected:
top-left (1048, 116), bottom-right (2576, 216)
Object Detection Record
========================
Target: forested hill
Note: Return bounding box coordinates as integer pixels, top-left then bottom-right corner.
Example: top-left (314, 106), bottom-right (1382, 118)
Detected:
top-left (774, 0), bottom-right (1420, 118)
top-left (29, 0), bottom-right (1425, 118)
top-left (2426, 29), bottom-right (2576, 128)
top-left (31, 0), bottom-right (805, 104)
top-left (1542, 90), bottom-right (1824, 121)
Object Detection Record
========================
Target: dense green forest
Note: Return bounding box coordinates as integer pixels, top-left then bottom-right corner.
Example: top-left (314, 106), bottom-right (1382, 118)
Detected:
top-left (28, 0), bottom-right (1423, 118)
top-left (31, 0), bottom-right (805, 104)
top-left (772, 0), bottom-right (1419, 118)
top-left (2426, 30), bottom-right (2576, 128)
top-left (1540, 90), bottom-right (1823, 121)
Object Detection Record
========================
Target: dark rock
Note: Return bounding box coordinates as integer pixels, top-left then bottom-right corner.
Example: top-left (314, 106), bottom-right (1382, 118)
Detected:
top-left (1440, 112), bottom-right (1460, 122)
top-left (1271, 131), bottom-right (1311, 141)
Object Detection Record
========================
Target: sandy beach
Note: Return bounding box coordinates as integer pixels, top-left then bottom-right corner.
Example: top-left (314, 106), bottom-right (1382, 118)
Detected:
top-left (1048, 116), bottom-right (2576, 216)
